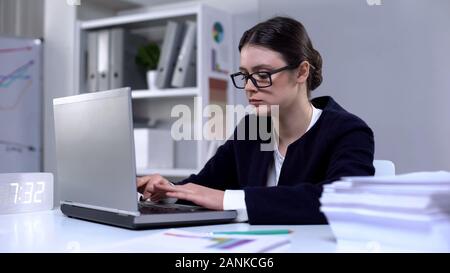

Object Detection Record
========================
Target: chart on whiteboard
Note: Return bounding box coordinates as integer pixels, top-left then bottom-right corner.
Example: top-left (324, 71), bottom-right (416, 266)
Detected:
top-left (0, 37), bottom-right (42, 172)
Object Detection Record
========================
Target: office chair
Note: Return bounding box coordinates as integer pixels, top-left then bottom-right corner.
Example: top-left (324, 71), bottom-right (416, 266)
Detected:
top-left (373, 160), bottom-right (396, 176)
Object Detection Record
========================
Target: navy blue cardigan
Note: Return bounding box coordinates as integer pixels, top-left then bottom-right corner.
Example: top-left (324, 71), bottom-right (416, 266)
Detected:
top-left (178, 96), bottom-right (375, 224)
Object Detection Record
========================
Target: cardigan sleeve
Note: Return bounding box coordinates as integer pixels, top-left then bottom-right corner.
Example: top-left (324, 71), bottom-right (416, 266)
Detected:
top-left (244, 121), bottom-right (375, 225)
top-left (175, 139), bottom-right (239, 190)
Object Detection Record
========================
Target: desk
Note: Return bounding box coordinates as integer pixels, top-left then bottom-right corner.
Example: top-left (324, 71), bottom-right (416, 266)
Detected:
top-left (0, 209), bottom-right (337, 252)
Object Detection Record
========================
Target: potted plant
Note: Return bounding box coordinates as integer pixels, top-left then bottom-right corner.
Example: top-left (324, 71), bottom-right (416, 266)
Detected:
top-left (135, 43), bottom-right (160, 90)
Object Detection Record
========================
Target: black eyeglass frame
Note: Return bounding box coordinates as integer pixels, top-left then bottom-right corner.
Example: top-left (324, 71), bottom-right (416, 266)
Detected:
top-left (230, 62), bottom-right (304, 89)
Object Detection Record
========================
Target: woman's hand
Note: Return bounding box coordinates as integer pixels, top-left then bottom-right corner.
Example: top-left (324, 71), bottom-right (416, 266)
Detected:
top-left (153, 183), bottom-right (225, 211)
top-left (136, 174), bottom-right (174, 202)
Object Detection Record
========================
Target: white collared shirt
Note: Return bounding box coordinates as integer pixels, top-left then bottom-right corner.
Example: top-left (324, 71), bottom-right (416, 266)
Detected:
top-left (224, 105), bottom-right (323, 222)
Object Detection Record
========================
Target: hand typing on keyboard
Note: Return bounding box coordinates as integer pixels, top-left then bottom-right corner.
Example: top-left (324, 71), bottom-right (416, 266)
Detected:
top-left (136, 174), bottom-right (177, 204)
top-left (137, 174), bottom-right (225, 211)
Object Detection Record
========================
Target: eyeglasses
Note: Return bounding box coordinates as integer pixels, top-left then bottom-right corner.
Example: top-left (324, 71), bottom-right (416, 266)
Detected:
top-left (230, 63), bottom-right (299, 89)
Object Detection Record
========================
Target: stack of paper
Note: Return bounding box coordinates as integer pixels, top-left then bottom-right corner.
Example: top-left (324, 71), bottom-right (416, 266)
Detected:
top-left (320, 171), bottom-right (450, 252)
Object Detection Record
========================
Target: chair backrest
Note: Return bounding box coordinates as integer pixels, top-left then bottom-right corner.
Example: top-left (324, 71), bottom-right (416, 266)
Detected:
top-left (373, 160), bottom-right (395, 176)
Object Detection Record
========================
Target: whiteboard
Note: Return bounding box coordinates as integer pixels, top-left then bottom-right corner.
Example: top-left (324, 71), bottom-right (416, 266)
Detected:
top-left (0, 37), bottom-right (42, 172)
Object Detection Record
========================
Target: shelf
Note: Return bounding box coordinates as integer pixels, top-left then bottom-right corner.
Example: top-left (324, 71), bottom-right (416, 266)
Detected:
top-left (136, 168), bottom-right (197, 177)
top-left (80, 4), bottom-right (200, 30)
top-left (131, 88), bottom-right (199, 99)
top-left (75, 3), bottom-right (233, 177)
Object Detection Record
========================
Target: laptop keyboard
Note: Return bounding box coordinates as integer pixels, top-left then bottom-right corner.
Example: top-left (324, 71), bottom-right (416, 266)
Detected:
top-left (138, 202), bottom-right (208, 214)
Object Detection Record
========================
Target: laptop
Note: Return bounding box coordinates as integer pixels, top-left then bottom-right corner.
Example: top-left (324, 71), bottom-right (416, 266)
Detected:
top-left (53, 87), bottom-right (237, 229)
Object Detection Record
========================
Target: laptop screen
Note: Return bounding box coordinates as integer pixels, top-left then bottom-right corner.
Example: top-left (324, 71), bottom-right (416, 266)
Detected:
top-left (53, 88), bottom-right (138, 214)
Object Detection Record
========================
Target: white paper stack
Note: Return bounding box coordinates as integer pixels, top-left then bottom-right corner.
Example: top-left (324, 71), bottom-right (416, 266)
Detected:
top-left (320, 171), bottom-right (450, 252)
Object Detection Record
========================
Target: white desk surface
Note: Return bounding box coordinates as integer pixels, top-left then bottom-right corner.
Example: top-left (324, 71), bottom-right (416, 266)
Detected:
top-left (0, 209), bottom-right (337, 253)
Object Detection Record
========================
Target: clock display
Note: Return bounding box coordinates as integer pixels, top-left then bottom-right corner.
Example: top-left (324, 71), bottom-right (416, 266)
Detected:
top-left (9, 181), bottom-right (46, 204)
top-left (0, 173), bottom-right (53, 214)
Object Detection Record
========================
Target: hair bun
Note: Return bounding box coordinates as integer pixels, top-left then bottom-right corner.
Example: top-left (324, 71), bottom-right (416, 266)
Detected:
top-left (309, 49), bottom-right (323, 91)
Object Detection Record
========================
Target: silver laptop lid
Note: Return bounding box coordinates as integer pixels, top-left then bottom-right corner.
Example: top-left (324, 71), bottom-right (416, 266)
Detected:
top-left (53, 88), bottom-right (138, 215)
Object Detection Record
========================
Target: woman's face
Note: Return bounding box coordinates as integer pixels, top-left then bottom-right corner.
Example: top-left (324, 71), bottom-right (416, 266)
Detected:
top-left (239, 45), bottom-right (300, 115)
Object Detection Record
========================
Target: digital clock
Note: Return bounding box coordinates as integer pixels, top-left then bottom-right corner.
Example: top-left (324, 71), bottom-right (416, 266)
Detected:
top-left (0, 173), bottom-right (53, 214)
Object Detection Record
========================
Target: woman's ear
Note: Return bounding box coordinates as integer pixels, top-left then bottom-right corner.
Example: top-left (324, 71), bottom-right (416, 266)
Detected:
top-left (296, 61), bottom-right (311, 85)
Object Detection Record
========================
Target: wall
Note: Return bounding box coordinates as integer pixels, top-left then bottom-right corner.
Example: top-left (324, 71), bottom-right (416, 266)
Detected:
top-left (259, 0), bottom-right (450, 173)
top-left (0, 0), bottom-right (44, 38)
top-left (230, 2), bottom-right (260, 107)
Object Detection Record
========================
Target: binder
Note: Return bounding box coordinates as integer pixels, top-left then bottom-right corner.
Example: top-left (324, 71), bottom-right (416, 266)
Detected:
top-left (97, 29), bottom-right (110, 91)
top-left (87, 31), bottom-right (98, 92)
top-left (171, 21), bottom-right (197, 88)
top-left (108, 28), bottom-right (147, 90)
top-left (109, 28), bottom-right (124, 89)
top-left (155, 21), bottom-right (184, 89)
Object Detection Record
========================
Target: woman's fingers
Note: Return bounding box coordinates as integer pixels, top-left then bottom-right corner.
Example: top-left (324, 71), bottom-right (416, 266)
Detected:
top-left (149, 192), bottom-right (166, 202)
top-left (137, 174), bottom-right (179, 202)
top-left (142, 191), bottom-right (152, 200)
top-left (137, 176), bottom-right (150, 193)
top-left (137, 174), bottom-right (166, 187)
top-left (166, 191), bottom-right (202, 206)
top-left (141, 175), bottom-right (165, 192)
top-left (137, 175), bottom-right (158, 187)
top-left (137, 175), bottom-right (157, 193)
top-left (136, 176), bottom-right (148, 188)
top-left (154, 183), bottom-right (194, 194)
top-left (152, 183), bottom-right (173, 192)
top-left (166, 191), bottom-right (194, 202)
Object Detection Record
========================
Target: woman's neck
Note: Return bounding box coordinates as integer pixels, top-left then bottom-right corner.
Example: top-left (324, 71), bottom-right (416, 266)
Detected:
top-left (273, 92), bottom-right (313, 149)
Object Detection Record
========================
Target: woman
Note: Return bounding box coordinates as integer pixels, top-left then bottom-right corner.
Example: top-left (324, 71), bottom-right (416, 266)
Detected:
top-left (137, 16), bottom-right (374, 224)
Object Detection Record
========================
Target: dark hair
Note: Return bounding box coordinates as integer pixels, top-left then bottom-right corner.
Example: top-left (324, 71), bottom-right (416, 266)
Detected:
top-left (239, 16), bottom-right (323, 92)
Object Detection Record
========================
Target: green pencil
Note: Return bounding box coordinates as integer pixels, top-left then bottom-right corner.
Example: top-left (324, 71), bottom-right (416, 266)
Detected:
top-left (212, 229), bottom-right (292, 235)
